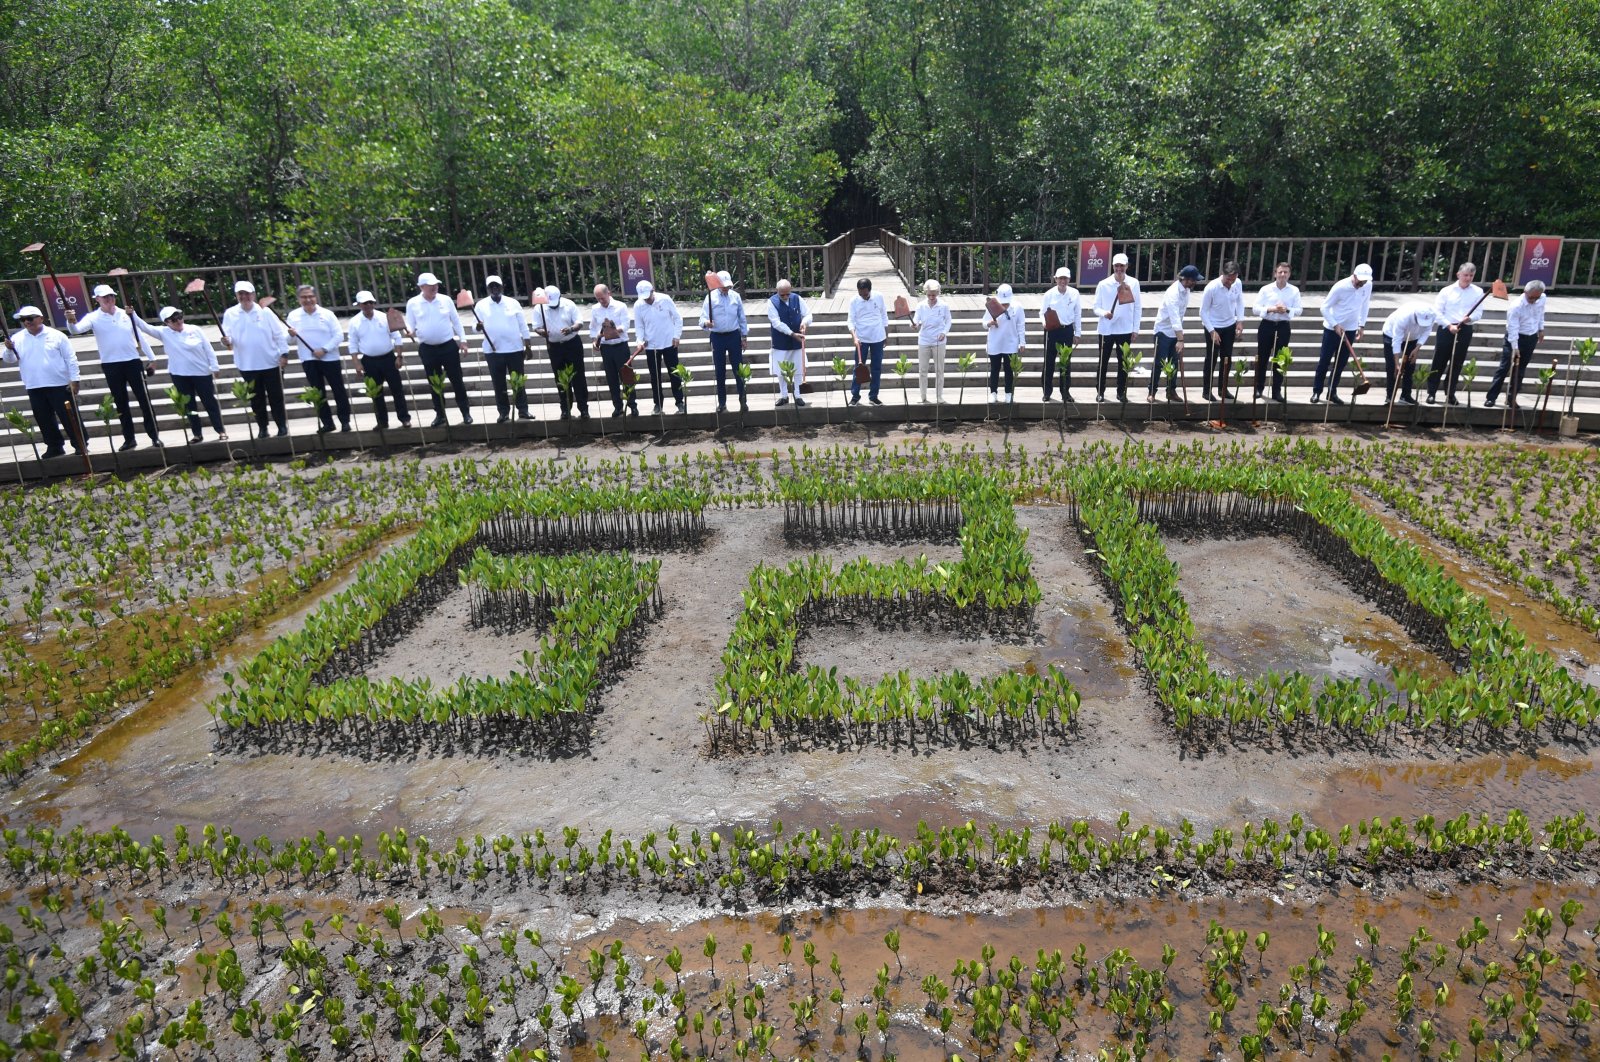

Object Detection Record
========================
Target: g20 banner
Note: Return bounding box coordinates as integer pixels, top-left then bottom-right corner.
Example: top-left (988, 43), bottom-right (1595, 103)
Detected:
top-left (37, 274), bottom-right (90, 331)
top-left (1077, 239), bottom-right (1112, 288)
top-left (617, 248), bottom-right (654, 297)
top-left (1515, 236), bottom-right (1562, 288)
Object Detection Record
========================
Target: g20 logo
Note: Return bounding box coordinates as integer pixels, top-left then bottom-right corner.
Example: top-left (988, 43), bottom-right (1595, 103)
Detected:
top-left (1528, 243), bottom-right (1551, 268)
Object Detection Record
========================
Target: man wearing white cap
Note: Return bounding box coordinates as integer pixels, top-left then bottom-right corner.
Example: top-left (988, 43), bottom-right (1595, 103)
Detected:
top-left (1091, 253), bottom-right (1141, 402)
top-left (534, 285), bottom-right (587, 419)
top-left (1199, 260), bottom-right (1244, 402)
top-left (912, 280), bottom-right (951, 403)
top-left (222, 280), bottom-right (290, 437)
top-left (1379, 303), bottom-right (1436, 407)
top-left (64, 285), bottom-right (160, 449)
top-left (135, 307), bottom-right (227, 442)
top-left (699, 270), bottom-right (749, 412)
top-left (1427, 262), bottom-right (1484, 405)
top-left (346, 292), bottom-right (410, 429)
top-left (983, 284), bottom-right (1026, 403)
top-left (590, 284), bottom-right (636, 418)
top-left (1039, 267), bottom-right (1081, 401)
top-left (1311, 263), bottom-right (1373, 404)
top-left (3, 306), bottom-right (82, 458)
top-left (1484, 281), bottom-right (1546, 409)
top-left (287, 284), bottom-right (351, 433)
top-left (632, 281), bottom-right (684, 414)
top-left (1251, 262), bottom-right (1301, 402)
top-left (474, 277), bottom-right (532, 422)
top-left (766, 279), bottom-right (812, 407)
top-left (404, 272), bottom-right (472, 427)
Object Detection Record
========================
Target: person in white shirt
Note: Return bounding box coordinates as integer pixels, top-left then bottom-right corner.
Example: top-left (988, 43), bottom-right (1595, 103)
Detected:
top-left (1251, 262), bottom-right (1302, 402)
top-left (286, 284), bottom-right (351, 433)
top-left (913, 279), bottom-right (952, 403)
top-left (346, 292), bottom-right (411, 429)
top-left (135, 306), bottom-right (227, 442)
top-left (700, 270), bottom-right (749, 412)
top-left (535, 285), bottom-right (588, 419)
top-left (632, 281), bottom-right (684, 414)
top-left (1039, 267), bottom-right (1081, 402)
top-left (474, 276), bottom-right (532, 422)
top-left (221, 280), bottom-right (290, 437)
top-left (3, 305), bottom-right (82, 457)
top-left (1378, 304), bottom-right (1437, 406)
top-left (1485, 281), bottom-right (1547, 408)
top-left (983, 284), bottom-right (1026, 403)
top-left (65, 285), bottom-right (159, 450)
top-left (1148, 265), bottom-right (1202, 402)
top-left (766, 279), bottom-right (812, 407)
top-left (590, 284), bottom-right (636, 417)
top-left (847, 277), bottom-right (889, 406)
top-left (1428, 262), bottom-right (1485, 405)
top-left (1311, 263), bottom-right (1373, 405)
top-left (404, 272), bottom-right (472, 427)
top-left (1092, 252), bottom-right (1141, 402)
top-left (1199, 260), bottom-right (1245, 402)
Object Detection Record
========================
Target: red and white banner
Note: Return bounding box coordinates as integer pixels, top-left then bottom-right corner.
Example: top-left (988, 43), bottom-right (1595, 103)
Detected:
top-left (1077, 238), bottom-right (1112, 288)
top-left (617, 248), bottom-right (654, 297)
top-left (38, 273), bottom-right (90, 330)
top-left (1515, 235), bottom-right (1562, 288)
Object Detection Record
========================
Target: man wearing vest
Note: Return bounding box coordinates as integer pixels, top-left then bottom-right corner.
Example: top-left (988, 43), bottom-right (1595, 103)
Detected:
top-left (766, 279), bottom-right (812, 407)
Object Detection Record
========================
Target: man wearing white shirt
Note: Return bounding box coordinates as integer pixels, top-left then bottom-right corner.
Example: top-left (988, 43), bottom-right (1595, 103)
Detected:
top-left (474, 277), bottom-right (532, 423)
top-left (590, 285), bottom-right (636, 418)
top-left (535, 285), bottom-right (587, 419)
top-left (3, 306), bottom-right (82, 458)
top-left (222, 281), bottom-right (290, 437)
top-left (766, 279), bottom-right (812, 407)
top-left (700, 270), bottom-right (749, 413)
top-left (1039, 267), bottom-right (1081, 402)
top-left (913, 280), bottom-right (952, 403)
top-left (404, 272), bottom-right (472, 427)
top-left (1311, 263), bottom-right (1373, 405)
top-left (65, 285), bottom-right (159, 450)
top-left (1427, 262), bottom-right (1485, 405)
top-left (1199, 261), bottom-right (1245, 402)
top-left (1092, 252), bottom-right (1141, 402)
top-left (632, 281), bottom-right (684, 415)
top-left (286, 284), bottom-right (352, 433)
top-left (1485, 281), bottom-right (1547, 408)
top-left (346, 292), bottom-right (411, 429)
top-left (1251, 262), bottom-right (1301, 402)
top-left (983, 284), bottom-right (1026, 403)
top-left (1379, 303), bottom-right (1437, 406)
top-left (847, 277), bottom-right (889, 406)
top-left (1148, 266), bottom-right (1202, 402)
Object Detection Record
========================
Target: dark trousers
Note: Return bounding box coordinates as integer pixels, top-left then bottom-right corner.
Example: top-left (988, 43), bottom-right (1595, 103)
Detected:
top-left (1312, 328), bottom-right (1352, 396)
top-left (301, 359), bottom-right (351, 430)
top-left (241, 367), bottom-right (287, 433)
top-left (103, 360), bottom-right (158, 441)
top-left (987, 353), bottom-right (1014, 394)
top-left (548, 337), bottom-right (588, 415)
top-left (599, 342), bottom-right (636, 412)
top-left (1254, 320), bottom-right (1291, 396)
top-left (27, 385), bottom-right (80, 452)
top-left (710, 331), bottom-right (747, 405)
top-left (1149, 333), bottom-right (1180, 397)
top-left (419, 341), bottom-right (470, 419)
top-left (1486, 334), bottom-right (1538, 404)
top-left (484, 349), bottom-right (528, 418)
top-left (1202, 324), bottom-right (1239, 396)
top-left (359, 353), bottom-right (410, 427)
top-left (1097, 333), bottom-right (1131, 397)
top-left (1043, 326), bottom-right (1075, 397)
top-left (645, 347), bottom-right (682, 408)
top-left (1381, 337), bottom-right (1419, 403)
top-left (850, 340), bottom-right (884, 400)
top-left (172, 374), bottom-right (225, 436)
top-left (1428, 324), bottom-right (1474, 399)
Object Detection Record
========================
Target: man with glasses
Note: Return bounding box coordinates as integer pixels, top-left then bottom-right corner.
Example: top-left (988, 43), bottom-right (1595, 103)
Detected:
top-left (286, 284), bottom-right (352, 433)
top-left (222, 280), bottom-right (291, 437)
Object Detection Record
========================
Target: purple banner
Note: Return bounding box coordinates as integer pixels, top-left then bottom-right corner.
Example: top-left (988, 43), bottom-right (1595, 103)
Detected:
top-left (1516, 235), bottom-right (1562, 288)
top-left (1078, 238), bottom-right (1111, 288)
top-left (617, 248), bottom-right (654, 297)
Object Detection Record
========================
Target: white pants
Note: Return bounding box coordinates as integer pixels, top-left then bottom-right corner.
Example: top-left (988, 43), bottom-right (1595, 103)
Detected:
top-left (771, 346), bottom-right (805, 396)
top-left (917, 343), bottom-right (947, 400)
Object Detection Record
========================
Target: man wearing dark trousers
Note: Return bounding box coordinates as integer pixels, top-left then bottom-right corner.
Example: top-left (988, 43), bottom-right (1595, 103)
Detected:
top-left (1250, 262), bottom-right (1301, 402)
top-left (222, 280), bottom-right (290, 437)
top-left (66, 285), bottom-right (160, 450)
top-left (405, 271), bottom-right (472, 427)
top-left (700, 270), bottom-right (749, 412)
top-left (286, 284), bottom-right (351, 433)
top-left (1485, 281), bottom-right (1547, 409)
top-left (1199, 260), bottom-right (1244, 402)
top-left (632, 281), bottom-right (684, 414)
top-left (1091, 253), bottom-right (1142, 402)
top-left (590, 284), bottom-right (636, 417)
top-left (3, 306), bottom-right (82, 458)
top-left (473, 276), bottom-right (531, 422)
top-left (1428, 262), bottom-right (1485, 405)
top-left (346, 292), bottom-right (411, 429)
top-left (1311, 263), bottom-right (1373, 404)
top-left (1039, 267), bottom-right (1081, 402)
top-left (536, 285), bottom-right (588, 419)
top-left (1379, 303), bottom-right (1436, 406)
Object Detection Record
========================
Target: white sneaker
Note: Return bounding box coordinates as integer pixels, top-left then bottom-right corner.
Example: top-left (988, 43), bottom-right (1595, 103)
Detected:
top-left (989, 390), bottom-right (998, 402)
top-left (1004, 393), bottom-right (1013, 404)
top-left (935, 393), bottom-right (945, 403)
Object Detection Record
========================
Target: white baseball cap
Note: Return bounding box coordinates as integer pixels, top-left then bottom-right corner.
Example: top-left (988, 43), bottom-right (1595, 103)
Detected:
top-left (353, 290), bottom-right (377, 305)
top-left (996, 284), bottom-right (1014, 304)
top-left (635, 280), bottom-right (654, 298)
top-left (417, 272), bottom-right (440, 287)
top-left (234, 280), bottom-right (255, 294)
top-left (716, 270), bottom-right (733, 285)
top-left (12, 305), bottom-right (42, 319)
top-left (545, 285), bottom-right (561, 302)
top-left (1354, 263), bottom-right (1373, 280)
top-left (1054, 267), bottom-right (1072, 280)
top-left (923, 279), bottom-right (941, 293)
top-left (92, 284), bottom-right (116, 298)
top-left (1111, 253), bottom-right (1130, 266)
top-left (158, 306), bottom-right (181, 321)
top-left (485, 275), bottom-right (504, 287)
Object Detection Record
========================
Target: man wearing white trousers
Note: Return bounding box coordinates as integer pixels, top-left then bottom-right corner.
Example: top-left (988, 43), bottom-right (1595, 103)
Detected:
top-left (913, 280), bottom-right (951, 402)
top-left (765, 279), bottom-right (812, 407)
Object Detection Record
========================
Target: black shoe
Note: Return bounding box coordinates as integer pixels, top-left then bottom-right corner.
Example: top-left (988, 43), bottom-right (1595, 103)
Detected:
top-left (150, 435), bottom-right (164, 447)
top-left (462, 416), bottom-right (473, 425)
top-left (1062, 391), bottom-right (1073, 402)
top-left (611, 406), bottom-right (624, 418)
top-left (717, 403), bottom-right (728, 413)
top-left (1167, 387), bottom-right (1179, 401)
top-left (42, 446), bottom-right (65, 459)
top-left (849, 396), bottom-right (861, 406)
top-left (676, 401), bottom-right (687, 414)
top-left (1203, 391), bottom-right (1216, 402)
top-left (1117, 391), bottom-right (1128, 403)
top-left (1096, 392), bottom-right (1106, 403)
top-left (192, 430), bottom-right (205, 442)
top-left (1328, 394), bottom-right (1346, 406)
top-left (578, 410), bottom-right (590, 420)
top-left (376, 421), bottom-right (390, 431)
top-left (1446, 394), bottom-right (1459, 407)
top-left (1484, 396), bottom-right (1498, 408)
top-left (776, 397), bottom-right (789, 407)
top-left (1425, 394), bottom-right (1437, 405)
top-left (275, 426), bottom-right (289, 438)
top-left (653, 402), bottom-right (663, 415)
top-left (340, 422), bottom-right (352, 433)
top-left (1272, 391), bottom-right (1286, 403)
top-left (628, 405), bottom-right (639, 416)
top-left (1146, 390), bottom-right (1158, 402)
top-left (430, 415), bottom-right (446, 428)
top-left (1310, 392), bottom-right (1322, 404)
top-left (794, 397), bottom-right (807, 408)
top-left (1509, 399), bottom-right (1522, 410)
top-left (1400, 396), bottom-right (1419, 406)
top-left (316, 425), bottom-right (329, 435)
top-left (868, 397), bottom-right (883, 406)
top-left (497, 414), bottom-right (510, 424)
top-left (560, 410), bottom-right (572, 421)
top-left (1223, 390), bottom-right (1236, 401)
top-left (740, 399), bottom-right (749, 412)
top-left (516, 409), bottom-right (531, 420)
top-left (119, 438), bottom-right (138, 452)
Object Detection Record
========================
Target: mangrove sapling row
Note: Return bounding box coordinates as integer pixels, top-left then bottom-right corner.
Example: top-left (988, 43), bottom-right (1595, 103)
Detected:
top-left (778, 467), bottom-right (966, 543)
top-left (469, 484), bottom-right (709, 553)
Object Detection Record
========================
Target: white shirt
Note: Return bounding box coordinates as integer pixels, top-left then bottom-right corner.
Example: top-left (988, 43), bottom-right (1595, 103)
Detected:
top-left (223, 303), bottom-right (290, 372)
top-left (475, 295), bottom-right (529, 354)
top-left (1039, 285), bottom-right (1082, 335)
top-left (983, 305), bottom-right (1026, 356)
top-left (535, 298), bottom-right (582, 342)
top-left (1320, 277), bottom-right (1372, 332)
top-left (633, 296), bottom-right (683, 349)
top-left (136, 318), bottom-right (219, 376)
top-left (1151, 281), bottom-right (1191, 337)
top-left (4, 326), bottom-right (78, 388)
top-left (1199, 278), bottom-right (1244, 331)
top-left (765, 293), bottom-right (814, 337)
top-left (71, 306), bottom-right (153, 364)
top-left (1252, 281), bottom-right (1302, 322)
top-left (285, 305), bottom-right (344, 362)
top-left (847, 294), bottom-right (888, 344)
top-left (346, 310), bottom-right (402, 357)
top-left (1435, 281), bottom-right (1485, 328)
top-left (1381, 305), bottom-right (1437, 348)
top-left (589, 300), bottom-right (631, 344)
top-left (405, 293), bottom-right (465, 345)
top-left (913, 300), bottom-right (952, 345)
top-left (1505, 295), bottom-right (1546, 337)
top-left (1093, 274), bottom-right (1142, 334)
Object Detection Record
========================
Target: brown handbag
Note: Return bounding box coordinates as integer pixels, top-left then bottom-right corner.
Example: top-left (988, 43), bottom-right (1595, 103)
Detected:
top-left (1116, 282), bottom-right (1135, 305)
top-left (1044, 307), bottom-right (1063, 331)
top-left (985, 296), bottom-right (1004, 320)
